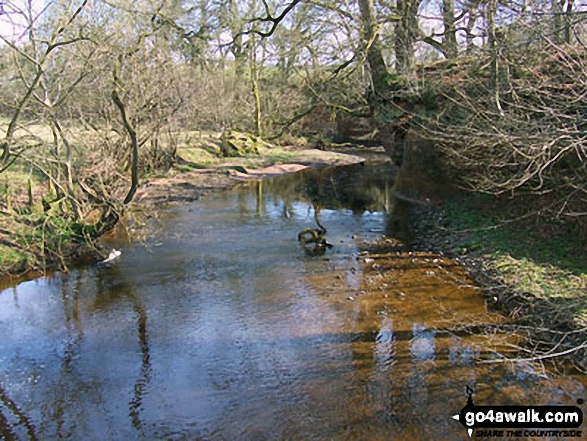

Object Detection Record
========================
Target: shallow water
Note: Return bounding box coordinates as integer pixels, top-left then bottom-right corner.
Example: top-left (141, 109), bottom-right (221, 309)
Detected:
top-left (0, 162), bottom-right (584, 440)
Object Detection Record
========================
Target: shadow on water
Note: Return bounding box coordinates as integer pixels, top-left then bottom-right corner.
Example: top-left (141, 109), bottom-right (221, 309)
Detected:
top-left (0, 160), bottom-right (585, 440)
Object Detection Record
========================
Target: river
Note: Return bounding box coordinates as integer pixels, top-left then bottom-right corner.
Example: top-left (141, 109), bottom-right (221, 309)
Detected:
top-left (0, 161), bottom-right (584, 440)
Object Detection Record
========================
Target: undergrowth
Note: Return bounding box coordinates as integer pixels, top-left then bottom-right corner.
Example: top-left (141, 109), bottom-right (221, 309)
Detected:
top-left (433, 191), bottom-right (587, 368)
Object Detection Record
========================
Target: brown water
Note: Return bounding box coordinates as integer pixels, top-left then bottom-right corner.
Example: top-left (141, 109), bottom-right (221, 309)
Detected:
top-left (0, 162), bottom-right (584, 440)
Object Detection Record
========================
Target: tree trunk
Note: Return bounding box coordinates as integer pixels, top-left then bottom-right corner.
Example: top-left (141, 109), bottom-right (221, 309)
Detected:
top-left (252, 67), bottom-right (262, 137)
top-left (442, 0), bottom-right (458, 58)
top-left (111, 89), bottom-right (139, 204)
top-left (229, 0), bottom-right (247, 77)
top-left (357, 0), bottom-right (388, 94)
top-left (395, 0), bottom-right (419, 75)
top-left (552, 0), bottom-right (564, 44)
top-left (486, 0), bottom-right (504, 116)
top-left (464, 5), bottom-right (479, 54)
top-left (249, 33), bottom-right (262, 138)
top-left (564, 0), bottom-right (574, 44)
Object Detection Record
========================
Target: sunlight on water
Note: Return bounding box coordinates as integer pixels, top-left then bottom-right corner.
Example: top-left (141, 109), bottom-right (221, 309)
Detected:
top-left (0, 162), bottom-right (584, 440)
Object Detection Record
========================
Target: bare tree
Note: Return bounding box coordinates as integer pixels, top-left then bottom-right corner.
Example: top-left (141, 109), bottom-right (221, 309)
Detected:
top-left (0, 0), bottom-right (90, 164)
top-left (395, 0), bottom-right (421, 74)
top-left (358, 0), bottom-right (389, 93)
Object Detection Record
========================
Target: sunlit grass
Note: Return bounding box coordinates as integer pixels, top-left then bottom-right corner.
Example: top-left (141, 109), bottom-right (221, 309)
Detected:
top-left (176, 146), bottom-right (224, 166)
top-left (493, 253), bottom-right (587, 299)
top-left (440, 192), bottom-right (586, 332)
top-left (175, 130), bottom-right (299, 170)
top-left (444, 194), bottom-right (585, 274)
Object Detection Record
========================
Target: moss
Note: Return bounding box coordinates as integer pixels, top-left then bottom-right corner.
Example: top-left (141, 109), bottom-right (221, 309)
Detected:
top-left (412, 191), bottom-right (587, 366)
top-left (0, 245), bottom-right (31, 273)
top-left (0, 209), bottom-right (95, 274)
top-left (443, 194), bottom-right (585, 275)
top-left (432, 192), bottom-right (586, 331)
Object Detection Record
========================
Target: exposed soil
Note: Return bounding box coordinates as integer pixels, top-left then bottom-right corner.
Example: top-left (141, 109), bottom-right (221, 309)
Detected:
top-left (0, 146), bottom-right (368, 280)
top-left (132, 148), bottom-right (367, 206)
top-left (406, 203), bottom-right (587, 372)
top-left (148, 143), bottom-right (583, 372)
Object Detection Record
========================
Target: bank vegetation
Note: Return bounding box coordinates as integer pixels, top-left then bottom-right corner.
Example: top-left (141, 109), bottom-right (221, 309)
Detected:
top-left (0, 0), bottom-right (585, 364)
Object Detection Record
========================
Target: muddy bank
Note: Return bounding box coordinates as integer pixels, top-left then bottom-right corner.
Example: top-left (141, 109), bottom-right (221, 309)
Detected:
top-left (3, 160), bottom-right (583, 441)
top-left (401, 202), bottom-right (587, 372)
top-left (0, 147), bottom-right (370, 279)
top-left (132, 148), bottom-right (368, 206)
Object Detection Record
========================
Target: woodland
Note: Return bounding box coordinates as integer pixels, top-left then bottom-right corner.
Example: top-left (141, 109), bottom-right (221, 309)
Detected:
top-left (0, 0), bottom-right (585, 273)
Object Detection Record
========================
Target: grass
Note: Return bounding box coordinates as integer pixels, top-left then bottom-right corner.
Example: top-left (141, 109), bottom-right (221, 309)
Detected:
top-left (430, 191), bottom-right (587, 368)
top-left (0, 245), bottom-right (33, 273)
top-left (443, 193), bottom-right (586, 275)
top-left (175, 147), bottom-right (223, 166)
top-left (248, 147), bottom-right (298, 167)
top-left (0, 116), bottom-right (101, 275)
top-left (175, 135), bottom-right (299, 171)
top-left (0, 208), bottom-right (84, 272)
top-left (438, 191), bottom-right (587, 334)
top-left (493, 254), bottom-right (586, 300)
top-left (0, 122), bottom-right (308, 275)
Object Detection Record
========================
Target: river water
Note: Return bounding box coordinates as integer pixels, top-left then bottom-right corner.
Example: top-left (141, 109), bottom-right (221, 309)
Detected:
top-left (0, 162), bottom-right (584, 440)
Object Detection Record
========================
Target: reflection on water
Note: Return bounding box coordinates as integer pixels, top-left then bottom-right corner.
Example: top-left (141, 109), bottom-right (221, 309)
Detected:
top-left (0, 161), bottom-right (584, 440)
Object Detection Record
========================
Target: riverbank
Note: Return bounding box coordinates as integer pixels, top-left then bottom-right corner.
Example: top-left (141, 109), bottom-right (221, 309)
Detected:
top-left (407, 193), bottom-right (587, 371)
top-left (0, 144), bottom-right (369, 278)
top-left (132, 146), bottom-right (368, 205)
top-left (3, 141), bottom-right (585, 374)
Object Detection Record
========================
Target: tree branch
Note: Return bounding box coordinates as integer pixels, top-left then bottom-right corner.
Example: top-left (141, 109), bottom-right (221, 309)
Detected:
top-left (111, 89), bottom-right (139, 205)
top-left (240, 0), bottom-right (303, 38)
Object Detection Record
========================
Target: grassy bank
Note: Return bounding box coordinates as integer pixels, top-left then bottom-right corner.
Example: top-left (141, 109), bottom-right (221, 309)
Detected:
top-left (412, 192), bottom-right (587, 370)
top-left (0, 127), bottom-right (364, 277)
